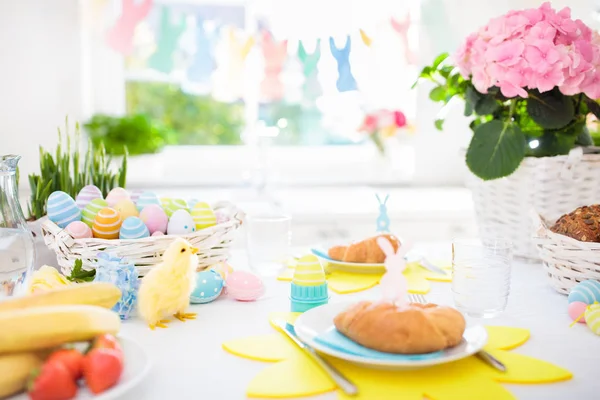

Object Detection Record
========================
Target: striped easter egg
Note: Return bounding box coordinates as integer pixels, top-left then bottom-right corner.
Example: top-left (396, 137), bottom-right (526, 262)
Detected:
top-left (119, 216), bottom-right (150, 240)
top-left (292, 254), bottom-right (326, 286)
top-left (164, 198), bottom-right (187, 217)
top-left (191, 202), bottom-right (217, 230)
top-left (105, 187), bottom-right (130, 207)
top-left (82, 199), bottom-right (109, 228)
top-left (568, 280), bottom-right (600, 304)
top-left (75, 185), bottom-right (102, 209)
top-left (160, 197), bottom-right (172, 210)
top-left (115, 199), bottom-right (139, 220)
top-left (136, 192), bottom-right (161, 211)
top-left (585, 303), bottom-right (600, 335)
top-left (47, 191), bottom-right (81, 229)
top-left (187, 198), bottom-right (199, 209)
top-left (92, 207), bottom-right (122, 239)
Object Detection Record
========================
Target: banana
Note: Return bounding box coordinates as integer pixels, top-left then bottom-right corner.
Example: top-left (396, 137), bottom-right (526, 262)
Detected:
top-left (0, 305), bottom-right (121, 354)
top-left (0, 352), bottom-right (43, 398)
top-left (0, 282), bottom-right (121, 312)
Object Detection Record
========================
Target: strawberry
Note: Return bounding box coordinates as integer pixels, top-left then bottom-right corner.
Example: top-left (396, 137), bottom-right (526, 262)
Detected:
top-left (46, 349), bottom-right (84, 380)
top-left (91, 334), bottom-right (123, 360)
top-left (27, 361), bottom-right (78, 400)
top-left (83, 348), bottom-right (124, 394)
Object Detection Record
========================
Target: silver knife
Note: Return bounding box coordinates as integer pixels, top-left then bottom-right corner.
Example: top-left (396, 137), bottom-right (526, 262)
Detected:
top-left (476, 350), bottom-right (507, 372)
top-left (405, 252), bottom-right (448, 276)
top-left (273, 319), bottom-right (359, 396)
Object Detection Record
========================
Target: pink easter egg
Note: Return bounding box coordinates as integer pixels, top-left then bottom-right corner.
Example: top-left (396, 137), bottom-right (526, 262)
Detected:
top-left (226, 270), bottom-right (265, 301)
top-left (65, 221), bottom-right (93, 239)
top-left (75, 185), bottom-right (103, 209)
top-left (152, 231), bottom-right (164, 237)
top-left (140, 204), bottom-right (168, 234)
top-left (568, 301), bottom-right (587, 323)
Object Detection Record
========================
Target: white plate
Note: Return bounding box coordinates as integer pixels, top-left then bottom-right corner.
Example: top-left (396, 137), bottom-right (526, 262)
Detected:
top-left (294, 302), bottom-right (488, 370)
top-left (11, 335), bottom-right (151, 400)
top-left (311, 247), bottom-right (386, 273)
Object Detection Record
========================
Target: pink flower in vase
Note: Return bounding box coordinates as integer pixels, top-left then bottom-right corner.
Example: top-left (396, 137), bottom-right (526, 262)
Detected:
top-left (359, 114), bottom-right (378, 135)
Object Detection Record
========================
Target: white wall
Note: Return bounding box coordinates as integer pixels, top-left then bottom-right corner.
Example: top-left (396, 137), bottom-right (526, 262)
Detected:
top-left (0, 0), bottom-right (83, 184)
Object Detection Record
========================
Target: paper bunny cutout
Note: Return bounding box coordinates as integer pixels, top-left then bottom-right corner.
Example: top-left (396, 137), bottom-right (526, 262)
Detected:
top-left (390, 15), bottom-right (417, 65)
top-left (260, 30), bottom-right (288, 101)
top-left (329, 36), bottom-right (357, 92)
top-left (148, 7), bottom-right (186, 74)
top-left (376, 194), bottom-right (390, 232)
top-left (377, 237), bottom-right (412, 307)
top-left (106, 0), bottom-right (153, 55)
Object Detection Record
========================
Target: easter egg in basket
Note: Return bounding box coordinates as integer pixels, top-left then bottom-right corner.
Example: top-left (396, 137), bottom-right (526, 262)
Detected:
top-left (167, 210), bottom-right (196, 235)
top-left (190, 270), bottom-right (224, 304)
top-left (65, 221), bottom-right (92, 239)
top-left (116, 199), bottom-right (139, 220)
top-left (188, 198), bottom-right (199, 209)
top-left (191, 202), bottom-right (217, 230)
top-left (136, 191), bottom-right (161, 211)
top-left (568, 280), bottom-right (600, 305)
top-left (120, 216), bottom-right (150, 240)
top-left (585, 303), bottom-right (600, 335)
top-left (164, 198), bottom-right (188, 217)
top-left (129, 189), bottom-right (143, 204)
top-left (82, 198), bottom-right (109, 228)
top-left (75, 185), bottom-right (102, 209)
top-left (140, 204), bottom-right (168, 234)
top-left (47, 191), bottom-right (81, 229)
top-left (105, 187), bottom-right (130, 207)
top-left (92, 207), bottom-right (122, 239)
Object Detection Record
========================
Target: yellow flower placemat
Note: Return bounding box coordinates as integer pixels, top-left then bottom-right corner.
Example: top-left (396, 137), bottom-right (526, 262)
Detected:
top-left (222, 312), bottom-right (572, 400)
top-left (278, 260), bottom-right (452, 294)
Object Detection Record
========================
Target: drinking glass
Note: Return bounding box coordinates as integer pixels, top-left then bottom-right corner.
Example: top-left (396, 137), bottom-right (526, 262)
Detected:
top-left (246, 213), bottom-right (292, 277)
top-left (451, 238), bottom-right (513, 318)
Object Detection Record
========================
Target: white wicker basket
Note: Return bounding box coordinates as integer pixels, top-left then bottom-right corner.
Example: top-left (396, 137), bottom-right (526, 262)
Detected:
top-left (534, 214), bottom-right (600, 294)
top-left (41, 201), bottom-right (244, 277)
top-left (466, 148), bottom-right (600, 260)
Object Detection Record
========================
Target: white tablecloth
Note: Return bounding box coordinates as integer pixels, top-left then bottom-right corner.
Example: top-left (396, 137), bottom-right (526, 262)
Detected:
top-left (119, 243), bottom-right (600, 400)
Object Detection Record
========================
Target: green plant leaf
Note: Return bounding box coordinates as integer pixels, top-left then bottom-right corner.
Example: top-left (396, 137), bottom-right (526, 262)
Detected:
top-left (434, 119), bottom-right (444, 130)
top-left (584, 96), bottom-right (600, 119)
top-left (432, 53), bottom-right (449, 69)
top-left (475, 96), bottom-right (500, 115)
top-left (466, 120), bottom-right (527, 180)
top-left (527, 89), bottom-right (575, 129)
top-left (465, 86), bottom-right (481, 114)
top-left (464, 101), bottom-right (473, 117)
top-left (66, 259), bottom-right (96, 283)
top-left (575, 127), bottom-right (593, 146)
top-left (438, 65), bottom-right (454, 79)
top-left (429, 86), bottom-right (447, 102)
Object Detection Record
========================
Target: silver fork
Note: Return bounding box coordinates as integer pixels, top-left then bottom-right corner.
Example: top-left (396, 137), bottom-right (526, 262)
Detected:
top-left (408, 294), bottom-right (506, 372)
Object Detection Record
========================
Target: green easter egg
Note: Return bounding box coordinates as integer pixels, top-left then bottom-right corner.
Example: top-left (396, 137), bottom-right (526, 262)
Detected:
top-left (82, 198), bottom-right (109, 228)
top-left (165, 198), bottom-right (187, 217)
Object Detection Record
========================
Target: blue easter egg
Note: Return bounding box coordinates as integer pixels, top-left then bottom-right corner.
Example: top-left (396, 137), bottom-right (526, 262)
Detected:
top-left (190, 270), bottom-right (224, 304)
top-left (568, 280), bottom-right (600, 304)
top-left (119, 216), bottom-right (150, 239)
top-left (136, 191), bottom-right (161, 211)
top-left (47, 191), bottom-right (81, 228)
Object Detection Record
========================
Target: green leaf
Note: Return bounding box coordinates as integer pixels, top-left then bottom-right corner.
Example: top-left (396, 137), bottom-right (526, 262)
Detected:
top-left (66, 259), bottom-right (96, 283)
top-left (465, 86), bottom-right (481, 114)
top-left (464, 101), bottom-right (473, 117)
top-left (466, 120), bottom-right (527, 180)
top-left (584, 96), bottom-right (600, 119)
top-left (434, 119), bottom-right (444, 130)
top-left (475, 96), bottom-right (500, 115)
top-left (575, 127), bottom-right (593, 146)
top-left (429, 86), bottom-right (447, 102)
top-left (526, 131), bottom-right (578, 157)
top-left (527, 89), bottom-right (575, 129)
top-left (432, 53), bottom-right (449, 69)
top-left (438, 65), bottom-right (454, 79)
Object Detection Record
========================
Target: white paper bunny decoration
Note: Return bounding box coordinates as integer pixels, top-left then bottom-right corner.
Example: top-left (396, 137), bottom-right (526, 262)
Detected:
top-left (377, 236), bottom-right (412, 307)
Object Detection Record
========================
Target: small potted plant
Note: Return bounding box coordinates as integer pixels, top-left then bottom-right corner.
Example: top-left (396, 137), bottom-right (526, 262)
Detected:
top-left (416, 2), bottom-right (600, 259)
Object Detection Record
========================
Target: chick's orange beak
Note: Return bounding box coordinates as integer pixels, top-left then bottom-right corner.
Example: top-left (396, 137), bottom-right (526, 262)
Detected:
top-left (190, 247), bottom-right (199, 254)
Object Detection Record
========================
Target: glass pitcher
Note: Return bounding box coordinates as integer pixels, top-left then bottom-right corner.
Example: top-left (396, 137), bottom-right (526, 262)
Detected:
top-left (0, 155), bottom-right (35, 297)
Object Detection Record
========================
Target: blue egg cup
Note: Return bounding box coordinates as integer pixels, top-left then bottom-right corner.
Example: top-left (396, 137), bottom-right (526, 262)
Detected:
top-left (290, 282), bottom-right (329, 313)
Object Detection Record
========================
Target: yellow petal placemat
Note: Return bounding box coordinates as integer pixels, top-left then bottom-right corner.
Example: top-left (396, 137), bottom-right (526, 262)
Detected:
top-left (278, 260), bottom-right (452, 294)
top-left (222, 312), bottom-right (572, 400)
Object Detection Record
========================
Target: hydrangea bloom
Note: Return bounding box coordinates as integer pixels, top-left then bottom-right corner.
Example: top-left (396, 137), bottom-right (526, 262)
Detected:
top-left (455, 2), bottom-right (600, 99)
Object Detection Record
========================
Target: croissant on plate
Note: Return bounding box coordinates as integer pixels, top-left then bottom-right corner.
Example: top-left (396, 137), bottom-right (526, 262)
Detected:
top-left (328, 234), bottom-right (400, 264)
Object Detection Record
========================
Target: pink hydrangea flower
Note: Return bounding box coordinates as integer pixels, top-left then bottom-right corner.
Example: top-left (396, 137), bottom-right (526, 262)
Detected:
top-left (453, 2), bottom-right (600, 99)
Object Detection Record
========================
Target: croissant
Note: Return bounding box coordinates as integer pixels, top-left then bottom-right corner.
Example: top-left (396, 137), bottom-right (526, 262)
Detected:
top-left (328, 234), bottom-right (400, 263)
top-left (334, 301), bottom-right (466, 354)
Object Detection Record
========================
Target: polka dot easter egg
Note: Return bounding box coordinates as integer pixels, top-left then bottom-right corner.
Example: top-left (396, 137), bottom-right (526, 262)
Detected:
top-left (136, 191), bottom-right (161, 211)
top-left (47, 191), bottom-right (81, 229)
top-left (92, 207), bottom-right (122, 239)
top-left (585, 303), bottom-right (600, 335)
top-left (568, 280), bottom-right (600, 304)
top-left (164, 198), bottom-right (187, 217)
top-left (115, 199), bottom-right (139, 220)
top-left (167, 209), bottom-right (196, 235)
top-left (190, 270), bottom-right (224, 304)
top-left (119, 216), bottom-right (150, 240)
top-left (75, 185), bottom-right (102, 209)
top-left (82, 199), bottom-right (109, 228)
top-left (65, 221), bottom-right (92, 239)
top-left (105, 187), bottom-right (130, 207)
top-left (226, 271), bottom-right (265, 301)
top-left (191, 202), bottom-right (217, 230)
top-left (140, 204), bottom-right (168, 234)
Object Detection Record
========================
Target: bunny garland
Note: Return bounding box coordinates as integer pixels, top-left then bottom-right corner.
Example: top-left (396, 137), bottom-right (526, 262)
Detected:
top-left (329, 36), bottom-right (357, 92)
top-left (106, 0), bottom-right (153, 55)
top-left (377, 236), bottom-right (412, 307)
top-left (148, 7), bottom-right (187, 74)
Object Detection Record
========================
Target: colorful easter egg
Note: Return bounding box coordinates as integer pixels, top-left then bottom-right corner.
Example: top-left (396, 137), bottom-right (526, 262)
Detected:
top-left (82, 199), bottom-right (109, 228)
top-left (152, 231), bottom-right (164, 237)
top-left (119, 216), bottom-right (150, 240)
top-left (190, 270), bottom-right (224, 304)
top-left (140, 204), bottom-right (168, 234)
top-left (226, 271), bottom-right (265, 301)
top-left (191, 202), bottom-right (217, 230)
top-left (115, 199), bottom-right (139, 220)
top-left (75, 185), bottom-right (102, 209)
top-left (187, 198), bottom-right (199, 209)
top-left (65, 221), bottom-right (92, 239)
top-left (105, 187), bottom-right (130, 207)
top-left (164, 198), bottom-right (187, 217)
top-left (129, 189), bottom-right (143, 204)
top-left (585, 303), bottom-right (600, 335)
top-left (160, 197), bottom-right (172, 210)
top-left (568, 280), bottom-right (600, 304)
top-left (568, 301), bottom-right (587, 323)
top-left (92, 207), bottom-right (122, 239)
top-left (136, 191), bottom-right (161, 211)
top-left (167, 209), bottom-right (196, 235)
top-left (47, 191), bottom-right (81, 229)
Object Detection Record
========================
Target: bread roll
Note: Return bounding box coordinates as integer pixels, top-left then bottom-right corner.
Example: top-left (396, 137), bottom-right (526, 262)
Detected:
top-left (551, 205), bottom-right (600, 242)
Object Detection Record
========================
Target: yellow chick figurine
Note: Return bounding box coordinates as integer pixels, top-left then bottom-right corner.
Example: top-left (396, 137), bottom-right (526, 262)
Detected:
top-left (138, 237), bottom-right (199, 329)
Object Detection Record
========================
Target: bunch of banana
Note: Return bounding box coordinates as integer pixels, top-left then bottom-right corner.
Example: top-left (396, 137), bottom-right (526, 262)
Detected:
top-left (0, 282), bottom-right (122, 398)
